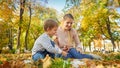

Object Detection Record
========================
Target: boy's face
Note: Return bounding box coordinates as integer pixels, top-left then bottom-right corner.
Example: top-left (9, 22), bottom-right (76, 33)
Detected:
top-left (47, 26), bottom-right (58, 37)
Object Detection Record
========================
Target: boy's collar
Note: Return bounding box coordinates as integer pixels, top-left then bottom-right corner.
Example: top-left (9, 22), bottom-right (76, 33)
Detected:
top-left (44, 32), bottom-right (52, 39)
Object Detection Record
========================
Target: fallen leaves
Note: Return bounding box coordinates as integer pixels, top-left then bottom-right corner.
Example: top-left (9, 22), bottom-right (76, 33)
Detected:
top-left (0, 53), bottom-right (120, 68)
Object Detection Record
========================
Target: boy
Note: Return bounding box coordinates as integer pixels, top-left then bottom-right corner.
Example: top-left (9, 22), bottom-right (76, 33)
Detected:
top-left (32, 19), bottom-right (67, 61)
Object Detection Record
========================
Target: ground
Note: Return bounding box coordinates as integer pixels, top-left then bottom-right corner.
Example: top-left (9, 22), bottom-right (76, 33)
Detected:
top-left (0, 52), bottom-right (120, 68)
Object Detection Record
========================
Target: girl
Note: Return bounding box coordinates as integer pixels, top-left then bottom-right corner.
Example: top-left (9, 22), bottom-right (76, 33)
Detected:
top-left (56, 14), bottom-right (101, 60)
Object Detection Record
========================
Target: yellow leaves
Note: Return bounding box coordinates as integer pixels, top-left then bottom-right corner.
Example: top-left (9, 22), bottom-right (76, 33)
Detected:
top-left (100, 8), bottom-right (108, 13)
top-left (94, 39), bottom-right (102, 48)
top-left (81, 15), bottom-right (95, 31)
top-left (103, 8), bottom-right (108, 13)
top-left (41, 55), bottom-right (52, 68)
top-left (81, 20), bottom-right (88, 31)
top-left (0, 57), bottom-right (7, 61)
top-left (0, 53), bottom-right (120, 68)
top-left (0, 2), bottom-right (13, 21)
top-left (113, 0), bottom-right (120, 7)
top-left (94, 8), bottom-right (108, 19)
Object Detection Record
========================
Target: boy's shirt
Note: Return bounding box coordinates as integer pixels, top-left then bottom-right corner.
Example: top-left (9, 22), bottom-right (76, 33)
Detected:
top-left (32, 33), bottom-right (62, 55)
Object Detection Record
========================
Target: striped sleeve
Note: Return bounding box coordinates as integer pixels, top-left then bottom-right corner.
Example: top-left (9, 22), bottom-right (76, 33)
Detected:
top-left (40, 35), bottom-right (62, 54)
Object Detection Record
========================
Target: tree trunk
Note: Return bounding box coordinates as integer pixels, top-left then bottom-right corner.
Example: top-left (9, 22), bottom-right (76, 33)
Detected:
top-left (93, 41), bottom-right (96, 51)
top-left (82, 40), bottom-right (86, 52)
top-left (88, 41), bottom-right (91, 52)
top-left (25, 5), bottom-right (31, 50)
top-left (17, 0), bottom-right (25, 50)
top-left (117, 41), bottom-right (119, 49)
top-left (118, 42), bottom-right (120, 49)
top-left (106, 17), bottom-right (116, 51)
top-left (8, 28), bottom-right (13, 50)
top-left (103, 39), bottom-right (106, 51)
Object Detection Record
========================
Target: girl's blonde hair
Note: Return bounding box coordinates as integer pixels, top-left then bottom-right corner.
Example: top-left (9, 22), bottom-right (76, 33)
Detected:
top-left (63, 13), bottom-right (74, 20)
top-left (60, 13), bottom-right (74, 27)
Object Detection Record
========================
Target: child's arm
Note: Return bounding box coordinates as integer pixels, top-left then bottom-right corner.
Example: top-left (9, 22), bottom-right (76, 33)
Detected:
top-left (53, 36), bottom-right (68, 56)
top-left (61, 51), bottom-right (68, 57)
top-left (53, 35), bottom-right (69, 53)
top-left (73, 29), bottom-right (83, 53)
top-left (40, 38), bottom-right (63, 54)
top-left (55, 44), bottom-right (68, 56)
top-left (52, 35), bottom-right (59, 45)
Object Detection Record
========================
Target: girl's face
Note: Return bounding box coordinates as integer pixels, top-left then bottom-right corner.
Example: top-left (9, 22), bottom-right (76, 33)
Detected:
top-left (47, 26), bottom-right (58, 37)
top-left (62, 18), bottom-right (74, 30)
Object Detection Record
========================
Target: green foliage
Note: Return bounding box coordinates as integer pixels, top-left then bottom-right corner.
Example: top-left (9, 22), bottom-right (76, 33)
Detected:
top-left (114, 54), bottom-right (120, 60)
top-left (103, 53), bottom-right (120, 60)
top-left (9, 48), bottom-right (16, 54)
top-left (49, 58), bottom-right (71, 68)
top-left (112, 31), bottom-right (120, 41)
top-left (0, 61), bottom-right (3, 64)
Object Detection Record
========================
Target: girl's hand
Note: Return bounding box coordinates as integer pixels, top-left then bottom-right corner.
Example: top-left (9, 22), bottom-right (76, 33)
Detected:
top-left (63, 46), bottom-right (69, 52)
top-left (61, 51), bottom-right (68, 57)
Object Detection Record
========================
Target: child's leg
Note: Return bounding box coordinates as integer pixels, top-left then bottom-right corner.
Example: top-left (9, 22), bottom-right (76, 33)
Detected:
top-left (47, 52), bottom-right (55, 59)
top-left (55, 53), bottom-right (73, 59)
top-left (69, 48), bottom-right (94, 59)
top-left (64, 53), bottom-right (73, 59)
top-left (32, 52), bottom-right (45, 61)
top-left (55, 54), bottom-right (62, 58)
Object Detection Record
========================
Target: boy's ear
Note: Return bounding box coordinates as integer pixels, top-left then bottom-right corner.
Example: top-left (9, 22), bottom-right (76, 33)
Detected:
top-left (46, 27), bottom-right (50, 31)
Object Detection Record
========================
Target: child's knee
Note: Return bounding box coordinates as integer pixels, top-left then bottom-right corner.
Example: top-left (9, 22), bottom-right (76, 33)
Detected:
top-left (32, 53), bottom-right (44, 61)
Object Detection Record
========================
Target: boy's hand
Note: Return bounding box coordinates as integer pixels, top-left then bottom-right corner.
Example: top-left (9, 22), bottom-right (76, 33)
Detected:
top-left (61, 51), bottom-right (68, 57)
top-left (52, 35), bottom-right (59, 44)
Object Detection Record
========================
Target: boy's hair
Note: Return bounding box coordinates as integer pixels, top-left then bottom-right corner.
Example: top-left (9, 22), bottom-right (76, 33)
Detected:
top-left (63, 13), bottom-right (74, 20)
top-left (44, 19), bottom-right (58, 31)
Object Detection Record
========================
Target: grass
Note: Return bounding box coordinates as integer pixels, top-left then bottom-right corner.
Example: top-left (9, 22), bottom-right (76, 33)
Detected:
top-left (49, 58), bottom-right (71, 68)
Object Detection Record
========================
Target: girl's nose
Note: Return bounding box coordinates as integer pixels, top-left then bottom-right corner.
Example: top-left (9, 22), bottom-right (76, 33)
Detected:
top-left (68, 23), bottom-right (72, 26)
top-left (55, 32), bottom-right (58, 35)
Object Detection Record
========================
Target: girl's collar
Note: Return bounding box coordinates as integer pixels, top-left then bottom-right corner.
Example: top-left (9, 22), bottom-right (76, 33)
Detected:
top-left (60, 26), bottom-right (71, 32)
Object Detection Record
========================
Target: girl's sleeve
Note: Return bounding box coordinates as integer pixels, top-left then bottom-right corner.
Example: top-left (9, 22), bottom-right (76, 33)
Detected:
top-left (73, 29), bottom-right (82, 48)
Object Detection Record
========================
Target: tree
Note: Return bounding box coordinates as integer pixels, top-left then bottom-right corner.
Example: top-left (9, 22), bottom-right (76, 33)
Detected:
top-left (17, 0), bottom-right (26, 51)
top-left (0, 1), bottom-right (14, 50)
top-left (24, 1), bottom-right (32, 50)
